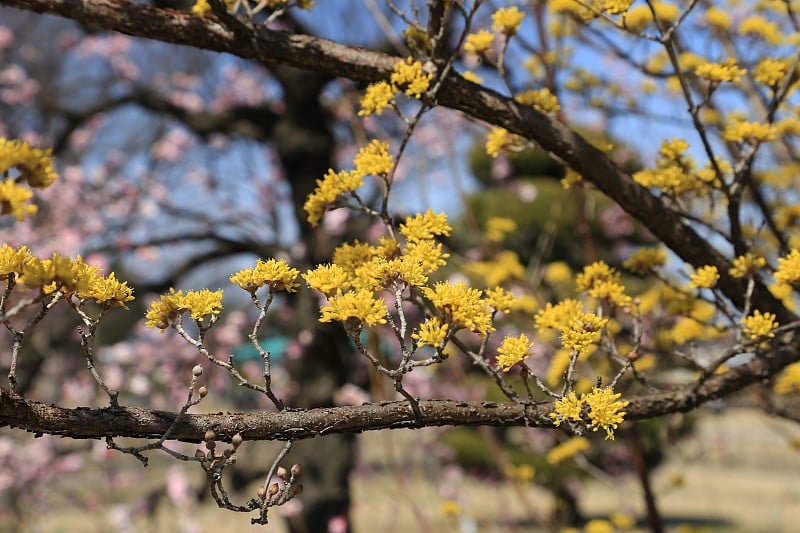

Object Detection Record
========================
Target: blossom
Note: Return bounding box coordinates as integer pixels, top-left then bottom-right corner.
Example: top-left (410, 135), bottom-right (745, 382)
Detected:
top-left (689, 265), bottom-right (719, 289)
top-left (0, 243), bottom-right (31, 280)
top-left (390, 57), bottom-right (431, 97)
top-left (705, 6), bottom-right (731, 29)
top-left (230, 258), bottom-right (299, 293)
top-left (319, 289), bottom-right (387, 326)
top-left (191, 0), bottom-right (210, 16)
top-left (485, 217), bottom-right (517, 243)
top-left (485, 127), bottom-right (509, 158)
top-left (304, 168), bottom-right (363, 226)
top-left (722, 120), bottom-right (776, 144)
top-left (623, 247), bottom-right (667, 274)
top-left (83, 272), bottom-right (135, 307)
top-left (412, 317), bottom-right (449, 348)
top-left (776, 249), bottom-right (800, 286)
top-left (774, 363), bottom-right (800, 394)
top-left (304, 263), bottom-right (350, 296)
top-left (403, 239), bottom-right (449, 275)
top-left (145, 288), bottom-right (222, 329)
top-left (546, 436), bottom-right (591, 464)
top-left (515, 88), bottom-right (560, 114)
top-left (534, 299), bottom-right (583, 331)
top-left (0, 137), bottom-right (58, 189)
top-left (423, 281), bottom-right (493, 336)
top-left (492, 6), bottom-right (525, 35)
top-left (729, 253), bottom-right (766, 279)
top-left (484, 286), bottom-right (516, 314)
top-left (742, 310), bottom-right (778, 340)
top-left (464, 30), bottom-right (494, 56)
top-left (695, 59), bottom-right (746, 84)
top-left (550, 387), bottom-right (629, 439)
top-left (400, 209), bottom-right (451, 242)
top-left (561, 311), bottom-right (607, 356)
top-left (359, 81), bottom-right (395, 117)
top-left (496, 333), bottom-right (533, 371)
top-left (353, 139), bottom-right (393, 177)
top-left (753, 57), bottom-right (793, 89)
top-left (0, 179), bottom-right (37, 221)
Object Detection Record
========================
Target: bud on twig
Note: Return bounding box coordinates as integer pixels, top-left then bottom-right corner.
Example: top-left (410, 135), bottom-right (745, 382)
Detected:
top-left (257, 486), bottom-right (267, 500)
top-left (204, 430), bottom-right (216, 442)
top-left (192, 365), bottom-right (204, 377)
top-left (277, 466), bottom-right (288, 480)
top-left (290, 464), bottom-right (302, 477)
top-left (198, 386), bottom-right (208, 398)
top-left (231, 433), bottom-right (243, 448)
top-left (268, 483), bottom-right (279, 496)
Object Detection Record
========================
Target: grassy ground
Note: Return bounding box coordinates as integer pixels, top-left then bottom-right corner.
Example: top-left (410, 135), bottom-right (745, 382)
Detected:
top-left (21, 406), bottom-right (800, 532)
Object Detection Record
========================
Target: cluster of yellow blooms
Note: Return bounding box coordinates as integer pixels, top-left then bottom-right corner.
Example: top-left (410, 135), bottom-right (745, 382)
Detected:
top-left (722, 120), bottom-right (776, 144)
top-left (575, 261), bottom-right (632, 308)
top-left (535, 298), bottom-right (607, 357)
top-left (229, 258), bottom-right (300, 293)
top-left (694, 58), bottom-right (746, 85)
top-left (633, 138), bottom-right (712, 195)
top-left (192, 0), bottom-right (312, 17)
top-left (0, 137), bottom-right (58, 221)
top-left (358, 58), bottom-right (432, 117)
top-left (0, 244), bottom-right (134, 307)
top-left (303, 140), bottom-right (393, 226)
top-left (550, 387), bottom-right (630, 439)
top-left (775, 249), bottom-right (800, 286)
top-left (464, 6), bottom-right (526, 57)
top-left (496, 333), bottom-right (533, 371)
top-left (545, 436), bottom-right (591, 464)
top-left (689, 265), bottom-right (719, 289)
top-left (741, 310), bottom-right (778, 340)
top-left (514, 88), bottom-right (561, 114)
top-left (623, 247), bottom-right (667, 275)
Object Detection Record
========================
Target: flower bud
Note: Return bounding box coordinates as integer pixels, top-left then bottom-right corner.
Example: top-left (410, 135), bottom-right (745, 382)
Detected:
top-left (268, 483), bottom-right (280, 496)
top-left (277, 466), bottom-right (288, 480)
top-left (231, 433), bottom-right (243, 448)
top-left (257, 486), bottom-right (267, 500)
top-left (192, 365), bottom-right (204, 377)
top-left (626, 350), bottom-right (639, 362)
top-left (204, 429), bottom-right (216, 442)
top-left (292, 484), bottom-right (304, 496)
top-left (290, 464), bottom-right (302, 477)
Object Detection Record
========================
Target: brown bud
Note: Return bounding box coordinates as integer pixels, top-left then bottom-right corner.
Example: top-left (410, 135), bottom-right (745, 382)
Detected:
top-left (257, 486), bottom-right (267, 500)
top-left (268, 483), bottom-right (280, 496)
top-left (231, 433), bottom-right (243, 448)
top-left (198, 386), bottom-right (208, 398)
top-left (204, 430), bottom-right (216, 442)
top-left (277, 466), bottom-right (288, 480)
top-left (290, 464), bottom-right (302, 477)
top-left (205, 440), bottom-right (216, 451)
top-left (292, 484), bottom-right (304, 496)
top-left (626, 351), bottom-right (639, 362)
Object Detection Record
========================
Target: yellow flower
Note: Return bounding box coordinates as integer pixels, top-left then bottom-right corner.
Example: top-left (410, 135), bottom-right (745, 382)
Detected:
top-left (534, 299), bottom-right (583, 331)
top-left (145, 288), bottom-right (222, 329)
top-left (561, 311), bottom-right (607, 356)
top-left (390, 57), bottom-right (431, 97)
top-left (722, 120), bottom-right (776, 144)
top-left (423, 281), bottom-right (493, 336)
top-left (413, 317), bottom-right (449, 348)
top-left (515, 88), bottom-right (561, 114)
top-left (354, 139), bottom-right (393, 177)
top-left (695, 59), bottom-right (746, 84)
top-left (320, 289), bottom-right (387, 326)
top-left (403, 239), bottom-right (449, 274)
top-left (492, 6), bottom-right (525, 35)
top-left (359, 81), bottom-right (395, 117)
top-left (333, 240), bottom-right (376, 274)
top-left (689, 265), bottom-right (719, 289)
top-left (753, 57), bottom-right (793, 89)
top-left (304, 169), bottom-right (363, 226)
top-left (774, 362), bottom-right (800, 394)
top-left (400, 209), bottom-right (451, 242)
top-left (551, 387), bottom-right (628, 439)
top-left (776, 248), bottom-right (800, 286)
top-left (191, 0), bottom-right (210, 16)
top-left (0, 179), bottom-right (37, 221)
top-left (485, 216), bottom-right (517, 243)
top-left (0, 243), bottom-right (31, 280)
top-left (441, 499), bottom-right (461, 518)
top-left (485, 127), bottom-right (509, 158)
top-left (230, 258), bottom-right (299, 293)
top-left (575, 261), bottom-right (617, 292)
top-left (484, 286), bottom-right (516, 314)
top-left (739, 15), bottom-right (783, 45)
top-left (584, 519), bottom-right (614, 533)
top-left (82, 272), bottom-right (135, 308)
top-left (705, 6), bottom-right (731, 29)
top-left (624, 247), bottom-right (667, 274)
top-left (742, 310), bottom-right (778, 340)
top-left (544, 261), bottom-right (572, 285)
top-left (304, 263), bottom-right (350, 297)
top-left (464, 30), bottom-right (495, 56)
top-left (729, 253), bottom-right (766, 279)
top-left (546, 436), bottom-right (591, 464)
top-left (496, 333), bottom-right (533, 371)
top-left (0, 137), bottom-right (58, 189)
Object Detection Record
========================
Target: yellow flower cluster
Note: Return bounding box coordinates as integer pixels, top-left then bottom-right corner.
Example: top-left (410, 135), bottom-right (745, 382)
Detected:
top-left (738, 15), bottom-right (783, 45)
top-left (741, 310), bottom-right (778, 340)
top-left (561, 311), bottom-right (607, 356)
top-left (400, 209), bottom-right (451, 242)
top-left (722, 120), bottom-right (777, 144)
top-left (319, 289), bottom-right (388, 326)
top-left (423, 281), bottom-right (493, 337)
top-left (303, 263), bottom-right (350, 297)
top-left (623, 247), bottom-right (667, 275)
top-left (775, 249), bottom-right (800, 286)
top-left (600, 0), bottom-right (633, 15)
top-left (191, 0), bottom-right (210, 16)
top-left (729, 253), bottom-right (766, 279)
top-left (689, 265), bottom-right (719, 289)
top-left (694, 58), bottom-right (746, 84)
top-left (484, 286), bottom-right (516, 314)
top-left (229, 258), bottom-right (299, 293)
top-left (633, 138), bottom-right (709, 195)
top-left (485, 127), bottom-right (512, 158)
top-left (304, 140), bottom-right (393, 226)
top-left (705, 6), bottom-right (731, 29)
top-left (464, 250), bottom-right (526, 287)
top-left (464, 30), bottom-right (495, 56)
top-left (515, 88), bottom-right (561, 114)
top-left (575, 261), bottom-right (631, 307)
top-left (359, 57), bottom-right (431, 116)
top-left (412, 317), bottom-right (449, 349)
top-left (145, 288), bottom-right (222, 329)
top-left (485, 217), bottom-right (517, 243)
top-left (774, 362), bottom-right (800, 394)
top-left (0, 137), bottom-right (58, 189)
top-left (546, 436), bottom-right (591, 464)
top-left (0, 180), bottom-right (37, 221)
top-left (754, 57), bottom-right (793, 89)
top-left (550, 387), bottom-right (629, 439)
top-left (0, 246), bottom-right (134, 307)
top-left (496, 333), bottom-right (533, 371)
top-left (492, 6), bottom-right (525, 34)
top-left (535, 299), bottom-right (584, 331)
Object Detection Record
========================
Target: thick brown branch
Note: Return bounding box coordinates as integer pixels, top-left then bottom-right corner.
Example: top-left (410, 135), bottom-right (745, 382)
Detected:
top-left (2, 343), bottom-right (797, 441)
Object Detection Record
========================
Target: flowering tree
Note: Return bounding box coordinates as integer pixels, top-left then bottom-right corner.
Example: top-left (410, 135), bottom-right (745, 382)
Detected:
top-left (2, 0), bottom-right (800, 530)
